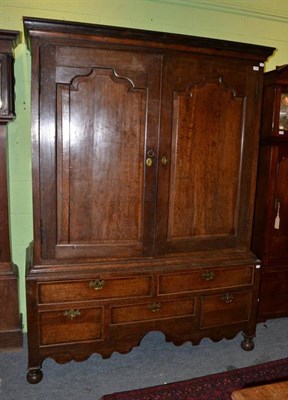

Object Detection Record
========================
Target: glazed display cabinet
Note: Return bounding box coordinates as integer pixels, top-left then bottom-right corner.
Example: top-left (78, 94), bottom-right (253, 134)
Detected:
top-left (23, 17), bottom-right (274, 383)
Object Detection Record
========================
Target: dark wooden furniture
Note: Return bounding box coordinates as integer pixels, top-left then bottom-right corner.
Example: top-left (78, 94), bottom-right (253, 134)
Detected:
top-left (231, 381), bottom-right (288, 400)
top-left (253, 65), bottom-right (288, 321)
top-left (0, 30), bottom-right (22, 350)
top-left (24, 17), bottom-right (274, 383)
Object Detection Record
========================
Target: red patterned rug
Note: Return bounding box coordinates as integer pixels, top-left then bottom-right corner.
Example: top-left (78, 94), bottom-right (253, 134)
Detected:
top-left (100, 358), bottom-right (288, 400)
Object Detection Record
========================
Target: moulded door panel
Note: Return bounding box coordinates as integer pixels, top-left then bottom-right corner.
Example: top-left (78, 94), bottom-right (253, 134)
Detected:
top-left (156, 54), bottom-right (261, 254)
top-left (38, 44), bottom-right (162, 260)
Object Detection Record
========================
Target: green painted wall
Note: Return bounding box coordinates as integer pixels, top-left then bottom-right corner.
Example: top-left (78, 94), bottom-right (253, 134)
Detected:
top-left (1, 0), bottom-right (287, 331)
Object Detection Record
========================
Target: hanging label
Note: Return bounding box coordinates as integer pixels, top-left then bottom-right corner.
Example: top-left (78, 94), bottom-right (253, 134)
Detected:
top-left (274, 201), bottom-right (280, 230)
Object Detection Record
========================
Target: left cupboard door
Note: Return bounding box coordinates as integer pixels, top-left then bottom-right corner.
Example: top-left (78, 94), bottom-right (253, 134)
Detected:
top-left (35, 44), bottom-right (161, 260)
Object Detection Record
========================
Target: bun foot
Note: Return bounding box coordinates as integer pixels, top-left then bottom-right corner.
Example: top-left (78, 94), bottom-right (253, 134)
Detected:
top-left (27, 368), bottom-right (43, 384)
top-left (241, 334), bottom-right (255, 351)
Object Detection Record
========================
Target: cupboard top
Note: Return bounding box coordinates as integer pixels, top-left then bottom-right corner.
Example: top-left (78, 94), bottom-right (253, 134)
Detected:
top-left (0, 30), bottom-right (20, 122)
top-left (264, 64), bottom-right (288, 85)
top-left (23, 16), bottom-right (274, 61)
top-left (0, 30), bottom-right (20, 53)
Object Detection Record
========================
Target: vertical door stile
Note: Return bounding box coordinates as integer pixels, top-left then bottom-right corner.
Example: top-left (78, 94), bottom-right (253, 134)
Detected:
top-left (56, 84), bottom-right (70, 244)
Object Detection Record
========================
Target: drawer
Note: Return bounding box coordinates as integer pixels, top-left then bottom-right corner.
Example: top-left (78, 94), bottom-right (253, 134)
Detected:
top-left (111, 298), bottom-right (195, 324)
top-left (159, 266), bottom-right (254, 295)
top-left (39, 307), bottom-right (103, 345)
top-left (39, 275), bottom-right (152, 303)
top-left (200, 291), bottom-right (252, 328)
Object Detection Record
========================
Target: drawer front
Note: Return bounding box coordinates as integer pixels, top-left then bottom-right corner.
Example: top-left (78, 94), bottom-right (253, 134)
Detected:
top-left (111, 298), bottom-right (195, 324)
top-left (39, 307), bottom-right (103, 345)
top-left (200, 291), bottom-right (252, 328)
top-left (159, 266), bottom-right (254, 295)
top-left (39, 275), bottom-right (152, 303)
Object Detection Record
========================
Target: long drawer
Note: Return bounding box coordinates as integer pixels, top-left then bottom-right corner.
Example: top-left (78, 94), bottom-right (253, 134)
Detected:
top-left (111, 297), bottom-right (196, 324)
top-left (39, 275), bottom-right (152, 303)
top-left (159, 265), bottom-right (254, 295)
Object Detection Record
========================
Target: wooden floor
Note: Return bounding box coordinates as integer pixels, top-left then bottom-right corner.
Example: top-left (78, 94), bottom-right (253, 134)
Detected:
top-left (231, 380), bottom-right (288, 400)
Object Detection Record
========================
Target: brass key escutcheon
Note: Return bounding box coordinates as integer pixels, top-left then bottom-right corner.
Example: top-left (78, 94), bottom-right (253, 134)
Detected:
top-left (161, 155), bottom-right (169, 166)
top-left (146, 157), bottom-right (153, 167)
top-left (146, 149), bottom-right (155, 167)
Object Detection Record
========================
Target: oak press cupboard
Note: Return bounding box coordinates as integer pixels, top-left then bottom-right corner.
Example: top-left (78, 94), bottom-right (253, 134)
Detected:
top-left (23, 17), bottom-right (274, 383)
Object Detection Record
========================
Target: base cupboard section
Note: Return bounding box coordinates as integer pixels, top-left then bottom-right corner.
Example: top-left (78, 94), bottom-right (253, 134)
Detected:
top-left (28, 263), bottom-right (259, 361)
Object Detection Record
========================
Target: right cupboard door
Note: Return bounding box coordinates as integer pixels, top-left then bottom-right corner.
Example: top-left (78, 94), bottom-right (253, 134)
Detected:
top-left (156, 54), bottom-right (262, 255)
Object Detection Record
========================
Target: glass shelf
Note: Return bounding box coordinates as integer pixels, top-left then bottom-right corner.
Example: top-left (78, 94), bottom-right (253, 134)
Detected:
top-left (279, 92), bottom-right (288, 131)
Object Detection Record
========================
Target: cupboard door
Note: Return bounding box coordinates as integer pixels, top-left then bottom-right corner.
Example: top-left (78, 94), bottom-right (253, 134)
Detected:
top-left (38, 45), bottom-right (161, 260)
top-left (268, 145), bottom-right (288, 261)
top-left (156, 54), bottom-right (261, 254)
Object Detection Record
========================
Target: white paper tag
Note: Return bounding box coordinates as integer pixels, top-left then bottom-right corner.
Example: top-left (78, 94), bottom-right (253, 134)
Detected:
top-left (274, 202), bottom-right (280, 230)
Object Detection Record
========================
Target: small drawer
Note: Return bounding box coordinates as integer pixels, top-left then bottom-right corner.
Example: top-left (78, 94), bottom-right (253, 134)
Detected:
top-left (111, 298), bottom-right (195, 324)
top-left (39, 275), bottom-right (152, 303)
top-left (159, 266), bottom-right (254, 295)
top-left (40, 307), bottom-right (103, 345)
top-left (200, 291), bottom-right (252, 328)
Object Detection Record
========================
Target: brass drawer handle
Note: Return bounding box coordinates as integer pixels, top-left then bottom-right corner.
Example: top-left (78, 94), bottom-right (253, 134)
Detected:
top-left (148, 303), bottom-right (161, 312)
top-left (220, 293), bottom-right (234, 303)
top-left (89, 279), bottom-right (105, 290)
top-left (63, 309), bottom-right (80, 320)
top-left (202, 271), bottom-right (215, 281)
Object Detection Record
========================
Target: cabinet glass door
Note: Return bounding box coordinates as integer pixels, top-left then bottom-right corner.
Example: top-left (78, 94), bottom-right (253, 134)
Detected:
top-left (279, 92), bottom-right (288, 133)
